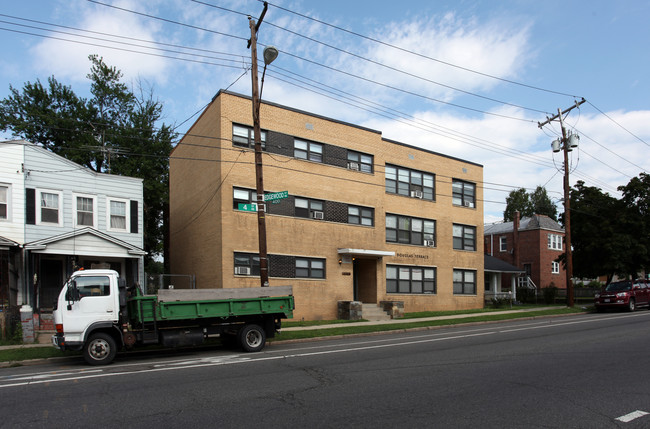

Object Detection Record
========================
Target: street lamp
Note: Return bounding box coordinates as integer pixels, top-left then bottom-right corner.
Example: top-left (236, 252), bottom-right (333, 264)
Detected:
top-left (249, 15), bottom-right (278, 287)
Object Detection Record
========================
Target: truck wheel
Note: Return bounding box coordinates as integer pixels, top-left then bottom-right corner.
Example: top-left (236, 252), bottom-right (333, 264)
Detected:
top-left (239, 324), bottom-right (266, 352)
top-left (84, 333), bottom-right (117, 365)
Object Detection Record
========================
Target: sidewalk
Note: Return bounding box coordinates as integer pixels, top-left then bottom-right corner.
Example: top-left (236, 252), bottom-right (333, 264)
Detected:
top-left (281, 306), bottom-right (569, 331)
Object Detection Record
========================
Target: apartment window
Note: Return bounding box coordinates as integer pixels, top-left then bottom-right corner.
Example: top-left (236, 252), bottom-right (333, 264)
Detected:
top-left (232, 124), bottom-right (266, 149)
top-left (294, 139), bottom-right (323, 162)
top-left (552, 261), bottom-right (560, 274)
top-left (386, 265), bottom-right (436, 294)
top-left (74, 195), bottom-right (96, 227)
top-left (385, 165), bottom-right (435, 200)
top-left (295, 198), bottom-right (324, 219)
top-left (499, 236), bottom-right (507, 252)
top-left (38, 190), bottom-right (62, 225)
top-left (348, 205), bottom-right (374, 226)
top-left (453, 224), bottom-right (476, 251)
top-left (296, 258), bottom-right (325, 279)
top-left (347, 151), bottom-right (373, 173)
top-left (233, 187), bottom-right (256, 210)
top-left (234, 252), bottom-right (260, 276)
top-left (386, 214), bottom-right (435, 246)
top-left (453, 269), bottom-right (477, 295)
top-left (108, 198), bottom-right (128, 231)
top-left (0, 185), bottom-right (7, 219)
top-left (452, 180), bottom-right (476, 208)
top-left (548, 234), bottom-right (563, 250)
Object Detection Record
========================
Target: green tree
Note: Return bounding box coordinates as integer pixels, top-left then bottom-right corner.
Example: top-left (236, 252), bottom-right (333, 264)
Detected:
top-left (529, 186), bottom-right (558, 221)
top-left (618, 172), bottom-right (650, 275)
top-left (567, 180), bottom-right (644, 283)
top-left (0, 55), bottom-right (175, 271)
top-left (503, 188), bottom-right (531, 221)
top-left (503, 186), bottom-right (557, 221)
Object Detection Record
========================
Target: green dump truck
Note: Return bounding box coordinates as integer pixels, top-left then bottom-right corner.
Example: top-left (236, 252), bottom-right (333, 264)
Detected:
top-left (52, 269), bottom-right (294, 365)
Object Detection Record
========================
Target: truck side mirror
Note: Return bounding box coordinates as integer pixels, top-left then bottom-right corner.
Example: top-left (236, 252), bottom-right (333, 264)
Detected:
top-left (66, 280), bottom-right (80, 306)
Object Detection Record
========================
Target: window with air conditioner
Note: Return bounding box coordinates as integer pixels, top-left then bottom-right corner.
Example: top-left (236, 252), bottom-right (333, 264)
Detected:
top-left (385, 164), bottom-right (435, 200)
top-left (347, 150), bottom-right (373, 173)
top-left (386, 214), bottom-right (435, 246)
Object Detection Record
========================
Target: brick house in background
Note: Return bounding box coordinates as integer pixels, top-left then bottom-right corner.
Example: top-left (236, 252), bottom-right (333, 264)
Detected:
top-left (484, 212), bottom-right (566, 296)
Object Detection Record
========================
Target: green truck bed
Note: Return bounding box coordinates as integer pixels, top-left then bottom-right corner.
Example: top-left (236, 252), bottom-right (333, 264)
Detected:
top-left (127, 286), bottom-right (294, 323)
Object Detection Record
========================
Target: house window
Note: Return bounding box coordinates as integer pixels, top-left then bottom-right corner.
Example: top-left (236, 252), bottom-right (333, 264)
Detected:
top-left (348, 205), bottom-right (374, 226)
top-left (107, 198), bottom-right (129, 231)
top-left (232, 124), bottom-right (266, 149)
top-left (38, 190), bottom-right (62, 225)
top-left (499, 236), bottom-right (507, 252)
top-left (385, 165), bottom-right (435, 200)
top-left (234, 252), bottom-right (260, 276)
top-left (452, 180), bottom-right (476, 208)
top-left (453, 269), bottom-right (477, 295)
top-left (0, 185), bottom-right (8, 220)
top-left (548, 234), bottom-right (563, 250)
top-left (347, 151), bottom-right (373, 173)
top-left (295, 197), bottom-right (324, 219)
top-left (294, 139), bottom-right (323, 163)
top-left (386, 214), bottom-right (435, 246)
top-left (386, 265), bottom-right (436, 294)
top-left (551, 261), bottom-right (560, 274)
top-left (296, 258), bottom-right (325, 279)
top-left (72, 195), bottom-right (96, 227)
top-left (453, 224), bottom-right (476, 251)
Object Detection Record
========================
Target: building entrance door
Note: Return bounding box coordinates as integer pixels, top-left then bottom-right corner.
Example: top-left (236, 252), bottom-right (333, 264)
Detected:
top-left (353, 258), bottom-right (378, 303)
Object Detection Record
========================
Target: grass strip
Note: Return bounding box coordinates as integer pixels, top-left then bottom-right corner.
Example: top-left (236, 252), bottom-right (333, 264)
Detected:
top-left (0, 307), bottom-right (586, 364)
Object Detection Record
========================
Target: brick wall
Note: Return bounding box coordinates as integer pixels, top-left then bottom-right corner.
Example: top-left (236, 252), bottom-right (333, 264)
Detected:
top-left (170, 91), bottom-right (485, 320)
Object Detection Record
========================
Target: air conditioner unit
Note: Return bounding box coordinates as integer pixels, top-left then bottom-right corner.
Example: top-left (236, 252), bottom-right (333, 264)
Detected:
top-left (411, 190), bottom-right (423, 198)
top-left (347, 161), bottom-right (360, 171)
top-left (464, 201), bottom-right (474, 208)
top-left (424, 240), bottom-right (435, 247)
top-left (312, 211), bottom-right (324, 220)
top-left (235, 266), bottom-right (251, 275)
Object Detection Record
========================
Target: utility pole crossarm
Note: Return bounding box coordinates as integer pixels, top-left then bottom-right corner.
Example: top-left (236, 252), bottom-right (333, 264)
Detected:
top-left (538, 97), bottom-right (586, 129)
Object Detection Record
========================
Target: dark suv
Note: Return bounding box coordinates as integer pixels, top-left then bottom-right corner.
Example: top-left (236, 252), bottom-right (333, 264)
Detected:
top-left (595, 280), bottom-right (650, 312)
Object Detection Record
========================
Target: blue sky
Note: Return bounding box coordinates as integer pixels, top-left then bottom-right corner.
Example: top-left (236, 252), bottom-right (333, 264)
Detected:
top-left (1, 0), bottom-right (649, 222)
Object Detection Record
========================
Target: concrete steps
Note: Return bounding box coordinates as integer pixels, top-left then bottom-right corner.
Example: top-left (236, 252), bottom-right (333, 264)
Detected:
top-left (361, 303), bottom-right (391, 321)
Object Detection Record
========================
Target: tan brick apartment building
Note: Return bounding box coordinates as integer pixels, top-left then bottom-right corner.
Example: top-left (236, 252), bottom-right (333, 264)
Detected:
top-left (170, 91), bottom-right (484, 320)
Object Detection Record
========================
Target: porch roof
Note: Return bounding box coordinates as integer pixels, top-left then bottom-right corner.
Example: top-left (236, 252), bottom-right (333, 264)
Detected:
top-left (484, 254), bottom-right (525, 274)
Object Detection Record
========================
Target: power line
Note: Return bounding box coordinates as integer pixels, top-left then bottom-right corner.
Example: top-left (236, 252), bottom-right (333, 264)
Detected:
top-left (258, 0), bottom-right (581, 98)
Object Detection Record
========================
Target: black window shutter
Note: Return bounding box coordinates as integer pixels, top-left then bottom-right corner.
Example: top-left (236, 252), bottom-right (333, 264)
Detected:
top-left (26, 188), bottom-right (36, 225)
top-left (130, 200), bottom-right (138, 233)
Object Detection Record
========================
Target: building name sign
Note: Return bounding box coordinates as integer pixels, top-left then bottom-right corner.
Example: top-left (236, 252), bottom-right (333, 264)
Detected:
top-left (395, 253), bottom-right (430, 260)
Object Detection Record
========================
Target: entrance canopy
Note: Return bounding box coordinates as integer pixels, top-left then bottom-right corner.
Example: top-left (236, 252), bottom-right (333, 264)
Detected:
top-left (338, 248), bottom-right (395, 258)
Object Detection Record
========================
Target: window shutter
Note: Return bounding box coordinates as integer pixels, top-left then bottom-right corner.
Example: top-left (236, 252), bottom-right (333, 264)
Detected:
top-left (130, 200), bottom-right (138, 233)
top-left (26, 188), bottom-right (36, 225)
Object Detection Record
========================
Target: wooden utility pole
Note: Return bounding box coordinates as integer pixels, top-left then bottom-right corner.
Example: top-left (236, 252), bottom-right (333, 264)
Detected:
top-left (249, 4), bottom-right (269, 287)
top-left (538, 98), bottom-right (585, 307)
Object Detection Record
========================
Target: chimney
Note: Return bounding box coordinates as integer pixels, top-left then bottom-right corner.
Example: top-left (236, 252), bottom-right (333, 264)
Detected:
top-left (513, 211), bottom-right (520, 267)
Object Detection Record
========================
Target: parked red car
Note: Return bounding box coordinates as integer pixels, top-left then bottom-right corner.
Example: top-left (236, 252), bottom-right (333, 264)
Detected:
top-left (595, 280), bottom-right (650, 312)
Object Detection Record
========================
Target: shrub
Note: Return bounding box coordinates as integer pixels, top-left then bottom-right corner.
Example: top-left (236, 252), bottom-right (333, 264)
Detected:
top-left (490, 296), bottom-right (512, 308)
top-left (542, 286), bottom-right (558, 304)
top-left (516, 287), bottom-right (537, 304)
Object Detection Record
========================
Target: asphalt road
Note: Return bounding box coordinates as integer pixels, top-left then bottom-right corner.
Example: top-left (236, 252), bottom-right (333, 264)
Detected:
top-left (2, 311), bottom-right (650, 428)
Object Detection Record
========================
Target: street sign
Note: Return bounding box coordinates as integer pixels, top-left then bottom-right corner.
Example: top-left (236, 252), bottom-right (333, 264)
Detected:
top-left (238, 203), bottom-right (258, 212)
top-left (264, 191), bottom-right (289, 201)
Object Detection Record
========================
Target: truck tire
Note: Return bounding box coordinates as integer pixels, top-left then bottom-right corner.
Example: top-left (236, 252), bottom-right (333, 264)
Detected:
top-left (84, 332), bottom-right (117, 365)
top-left (239, 324), bottom-right (266, 352)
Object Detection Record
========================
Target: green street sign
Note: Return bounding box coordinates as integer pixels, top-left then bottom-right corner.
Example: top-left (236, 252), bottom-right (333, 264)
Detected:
top-left (264, 191), bottom-right (289, 201)
top-left (238, 203), bottom-right (258, 212)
